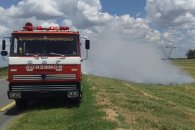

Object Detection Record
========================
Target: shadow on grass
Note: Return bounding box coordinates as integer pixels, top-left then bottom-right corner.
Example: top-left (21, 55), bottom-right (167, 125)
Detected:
top-left (4, 98), bottom-right (80, 116)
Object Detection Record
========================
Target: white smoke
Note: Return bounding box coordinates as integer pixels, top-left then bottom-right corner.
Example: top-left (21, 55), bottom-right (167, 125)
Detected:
top-left (82, 21), bottom-right (194, 85)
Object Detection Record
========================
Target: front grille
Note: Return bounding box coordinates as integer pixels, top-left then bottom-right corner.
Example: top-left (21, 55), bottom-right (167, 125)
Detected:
top-left (13, 74), bottom-right (76, 81)
top-left (11, 84), bottom-right (77, 91)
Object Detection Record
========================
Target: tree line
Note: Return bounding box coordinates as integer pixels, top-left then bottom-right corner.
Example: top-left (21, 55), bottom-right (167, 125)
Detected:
top-left (186, 49), bottom-right (195, 59)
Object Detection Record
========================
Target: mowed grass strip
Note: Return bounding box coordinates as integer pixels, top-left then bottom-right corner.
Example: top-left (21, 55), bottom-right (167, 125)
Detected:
top-left (0, 67), bottom-right (8, 77)
top-left (173, 59), bottom-right (195, 76)
top-left (6, 79), bottom-right (116, 130)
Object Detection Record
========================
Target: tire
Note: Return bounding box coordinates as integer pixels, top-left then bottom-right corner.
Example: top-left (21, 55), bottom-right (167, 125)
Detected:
top-left (79, 90), bottom-right (82, 98)
top-left (76, 90), bottom-right (82, 103)
top-left (15, 99), bottom-right (28, 110)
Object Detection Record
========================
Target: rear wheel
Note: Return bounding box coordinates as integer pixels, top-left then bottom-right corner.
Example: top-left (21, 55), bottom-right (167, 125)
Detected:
top-left (15, 99), bottom-right (28, 110)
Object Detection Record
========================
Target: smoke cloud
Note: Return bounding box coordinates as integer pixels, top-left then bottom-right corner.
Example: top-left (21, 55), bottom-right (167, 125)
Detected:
top-left (82, 23), bottom-right (194, 85)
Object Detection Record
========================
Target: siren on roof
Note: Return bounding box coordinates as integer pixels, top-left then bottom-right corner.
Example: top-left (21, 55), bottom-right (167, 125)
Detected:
top-left (23, 22), bottom-right (70, 31)
top-left (23, 22), bottom-right (33, 31)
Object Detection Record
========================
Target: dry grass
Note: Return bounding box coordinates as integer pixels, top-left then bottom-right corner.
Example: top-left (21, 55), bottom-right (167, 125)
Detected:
top-left (123, 82), bottom-right (160, 100)
top-left (95, 89), bottom-right (119, 122)
top-left (87, 76), bottom-right (164, 130)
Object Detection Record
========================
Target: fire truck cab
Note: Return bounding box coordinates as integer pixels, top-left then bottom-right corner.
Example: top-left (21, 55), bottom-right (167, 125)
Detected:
top-left (1, 22), bottom-right (90, 109)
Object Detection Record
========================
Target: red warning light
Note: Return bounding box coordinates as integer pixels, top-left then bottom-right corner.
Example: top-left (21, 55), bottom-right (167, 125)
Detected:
top-left (23, 22), bottom-right (33, 31)
top-left (59, 26), bottom-right (69, 30)
top-left (23, 26), bottom-right (33, 31)
top-left (36, 26), bottom-right (43, 30)
top-left (49, 26), bottom-right (57, 30)
top-left (23, 22), bottom-right (71, 31)
top-left (25, 22), bottom-right (33, 27)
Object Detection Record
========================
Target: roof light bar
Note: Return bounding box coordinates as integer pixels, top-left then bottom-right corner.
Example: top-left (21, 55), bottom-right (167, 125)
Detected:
top-left (60, 26), bottom-right (70, 30)
top-left (23, 22), bottom-right (70, 31)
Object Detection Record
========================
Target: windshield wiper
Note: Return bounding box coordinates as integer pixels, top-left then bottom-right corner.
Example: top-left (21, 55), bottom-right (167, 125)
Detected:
top-left (49, 52), bottom-right (65, 57)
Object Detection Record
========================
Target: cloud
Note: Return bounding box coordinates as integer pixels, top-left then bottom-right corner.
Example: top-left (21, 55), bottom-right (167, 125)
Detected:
top-left (0, 0), bottom-right (152, 40)
top-left (146, 0), bottom-right (195, 28)
top-left (0, 0), bottom-right (181, 56)
top-left (145, 0), bottom-right (195, 57)
top-left (7, 0), bottom-right (64, 19)
top-left (0, 0), bottom-right (114, 30)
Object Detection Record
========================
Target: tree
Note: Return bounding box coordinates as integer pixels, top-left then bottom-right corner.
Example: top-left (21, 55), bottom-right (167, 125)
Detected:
top-left (186, 49), bottom-right (195, 59)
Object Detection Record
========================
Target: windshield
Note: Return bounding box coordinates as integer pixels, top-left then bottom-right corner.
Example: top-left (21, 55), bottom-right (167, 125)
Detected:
top-left (10, 35), bottom-right (79, 56)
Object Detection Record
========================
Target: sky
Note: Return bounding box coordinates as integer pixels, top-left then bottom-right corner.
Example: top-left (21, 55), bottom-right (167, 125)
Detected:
top-left (1, 0), bottom-right (20, 8)
top-left (0, 0), bottom-right (195, 59)
top-left (100, 0), bottom-right (146, 17)
top-left (1, 0), bottom-right (147, 17)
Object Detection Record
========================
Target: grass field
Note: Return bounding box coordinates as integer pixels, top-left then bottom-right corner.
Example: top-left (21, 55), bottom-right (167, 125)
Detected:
top-left (5, 59), bottom-right (195, 130)
top-left (0, 67), bottom-right (7, 77)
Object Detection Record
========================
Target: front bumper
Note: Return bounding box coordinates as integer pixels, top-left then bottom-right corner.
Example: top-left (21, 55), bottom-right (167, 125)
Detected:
top-left (8, 83), bottom-right (81, 99)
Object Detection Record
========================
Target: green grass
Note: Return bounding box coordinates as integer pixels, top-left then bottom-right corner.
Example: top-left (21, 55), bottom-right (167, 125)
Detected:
top-left (0, 67), bottom-right (8, 77)
top-left (6, 79), bottom-right (116, 130)
top-left (6, 59), bottom-right (195, 130)
top-left (172, 59), bottom-right (195, 76)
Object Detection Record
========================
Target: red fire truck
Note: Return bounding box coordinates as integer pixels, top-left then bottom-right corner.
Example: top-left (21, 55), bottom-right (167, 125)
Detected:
top-left (1, 22), bottom-right (90, 109)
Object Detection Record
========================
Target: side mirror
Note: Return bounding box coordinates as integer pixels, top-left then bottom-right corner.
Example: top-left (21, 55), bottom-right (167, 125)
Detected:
top-left (85, 40), bottom-right (90, 50)
top-left (1, 51), bottom-right (8, 56)
top-left (2, 40), bottom-right (6, 50)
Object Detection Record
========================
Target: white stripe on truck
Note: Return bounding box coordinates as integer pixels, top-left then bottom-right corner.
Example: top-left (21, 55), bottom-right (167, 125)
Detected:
top-left (9, 57), bottom-right (81, 65)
